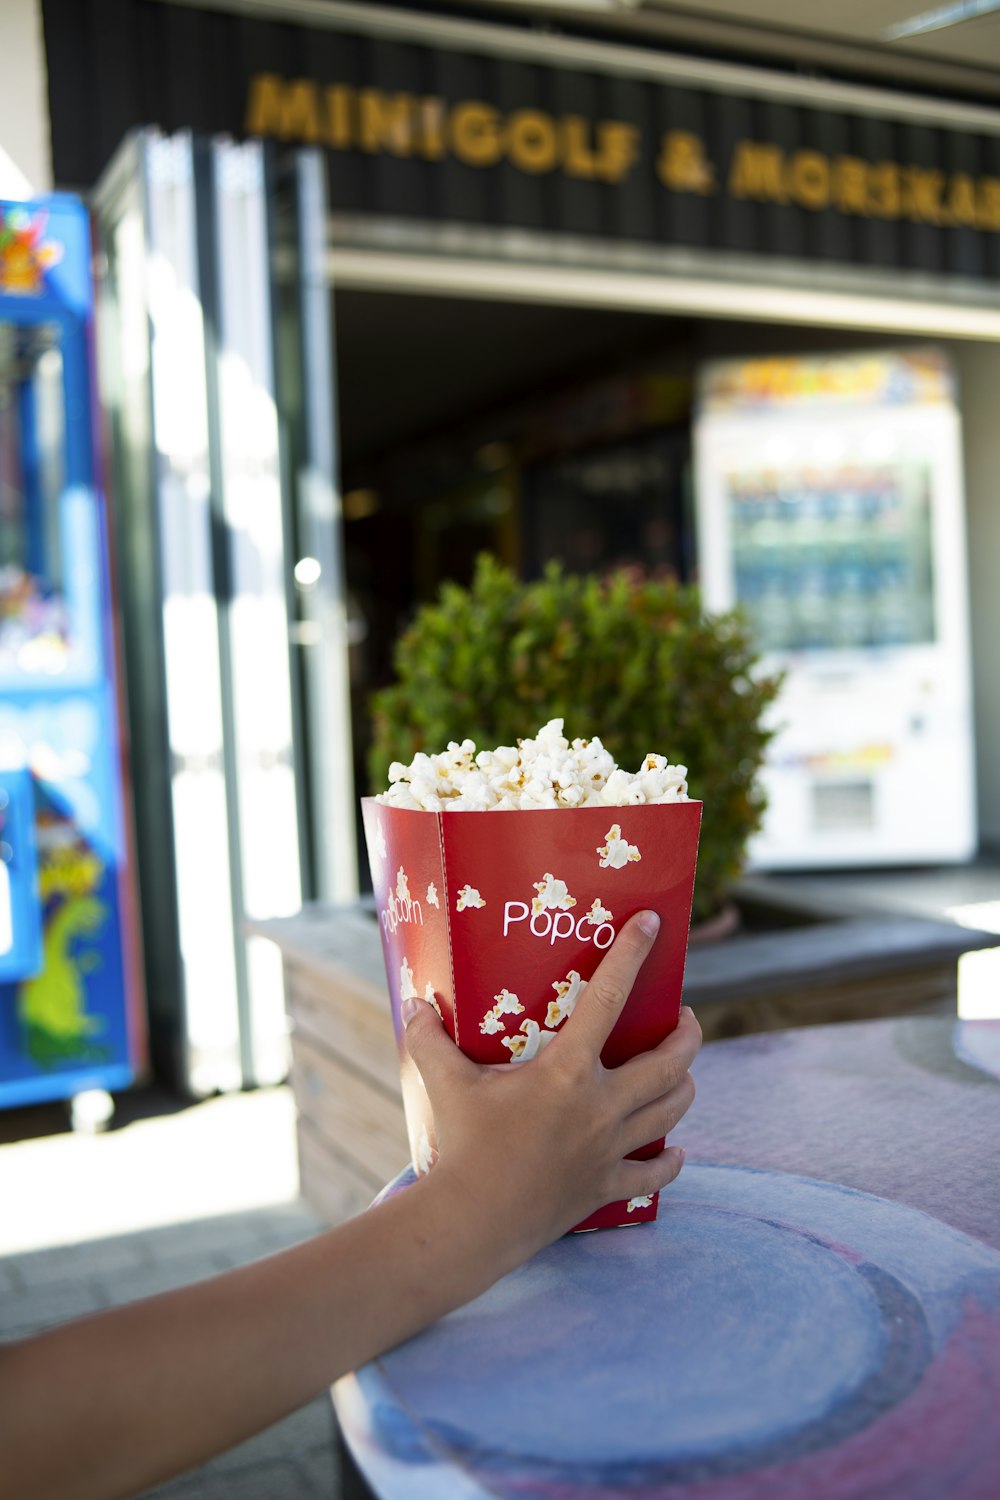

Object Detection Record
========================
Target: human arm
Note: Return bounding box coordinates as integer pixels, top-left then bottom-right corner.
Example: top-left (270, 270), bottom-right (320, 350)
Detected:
top-left (0, 912), bottom-right (701, 1500)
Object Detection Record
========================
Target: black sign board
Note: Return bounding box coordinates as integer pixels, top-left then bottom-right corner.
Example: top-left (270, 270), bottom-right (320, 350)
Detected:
top-left (42, 0), bottom-right (1000, 280)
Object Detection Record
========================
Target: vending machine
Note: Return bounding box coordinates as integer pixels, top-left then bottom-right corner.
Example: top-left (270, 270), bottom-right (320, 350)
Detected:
top-left (694, 348), bottom-right (976, 869)
top-left (0, 196), bottom-right (145, 1107)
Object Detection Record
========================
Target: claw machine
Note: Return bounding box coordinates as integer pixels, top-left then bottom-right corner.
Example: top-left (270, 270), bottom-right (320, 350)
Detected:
top-left (694, 348), bottom-right (976, 869)
top-left (0, 196), bottom-right (145, 1107)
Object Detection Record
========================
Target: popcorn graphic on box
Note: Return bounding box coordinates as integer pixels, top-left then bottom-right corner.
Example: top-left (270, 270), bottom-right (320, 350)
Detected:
top-left (362, 720), bottom-right (701, 1232)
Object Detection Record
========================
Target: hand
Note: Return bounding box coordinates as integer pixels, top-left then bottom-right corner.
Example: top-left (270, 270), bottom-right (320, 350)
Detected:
top-left (401, 911), bottom-right (702, 1265)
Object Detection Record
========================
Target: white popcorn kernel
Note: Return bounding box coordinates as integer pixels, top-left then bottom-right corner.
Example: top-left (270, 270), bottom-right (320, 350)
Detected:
top-left (531, 872), bottom-right (577, 917)
top-left (480, 1010), bottom-right (505, 1035)
top-left (598, 824), bottom-right (642, 869)
top-left (395, 867), bottom-right (411, 904)
top-left (375, 722), bottom-right (691, 811)
top-left (426, 882), bottom-right (440, 908)
top-left (504, 1018), bottom-right (558, 1064)
top-left (423, 982), bottom-right (443, 1021)
top-left (417, 1126), bottom-right (435, 1175)
top-left (585, 898), bottom-right (613, 926)
top-left (493, 987), bottom-right (524, 1017)
top-left (545, 969), bottom-right (587, 1029)
top-left (626, 1194), bottom-right (654, 1212)
top-left (400, 957), bottom-right (417, 1002)
top-left (456, 885), bottom-right (486, 912)
top-left (372, 822), bottom-right (387, 860)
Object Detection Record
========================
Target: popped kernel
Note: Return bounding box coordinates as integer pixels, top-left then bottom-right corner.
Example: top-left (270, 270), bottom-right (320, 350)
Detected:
top-left (426, 882), bottom-right (440, 908)
top-left (627, 1195), bottom-right (654, 1212)
top-left (376, 719), bottom-right (689, 812)
top-left (598, 824), bottom-right (642, 869)
top-left (531, 872), bottom-right (577, 917)
top-left (585, 898), bottom-right (613, 926)
top-left (503, 1018), bottom-right (558, 1064)
top-left (545, 969), bottom-right (587, 1029)
top-left (456, 885), bottom-right (486, 911)
top-left (424, 982), bottom-right (443, 1021)
top-left (493, 988), bottom-right (524, 1017)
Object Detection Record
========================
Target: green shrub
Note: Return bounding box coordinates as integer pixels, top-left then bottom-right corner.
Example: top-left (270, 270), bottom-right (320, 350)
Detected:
top-left (369, 555), bottom-right (781, 923)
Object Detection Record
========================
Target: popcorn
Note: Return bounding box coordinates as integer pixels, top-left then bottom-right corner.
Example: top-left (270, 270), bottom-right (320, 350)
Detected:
top-left (376, 719), bottom-right (689, 811)
top-left (493, 988), bottom-right (524, 1017)
top-left (373, 822), bottom-right (387, 860)
top-left (585, 899), bottom-right (613, 926)
top-left (545, 969), bottom-right (587, 1029)
top-left (426, 882), bottom-right (439, 908)
top-left (400, 956), bottom-right (417, 1001)
top-left (456, 885), bottom-right (486, 911)
top-left (627, 1195), bottom-right (654, 1213)
top-left (502, 1018), bottom-right (557, 1064)
top-left (598, 824), bottom-right (642, 870)
top-left (480, 987), bottom-right (524, 1035)
top-left (531, 872), bottom-right (576, 917)
top-left (424, 982), bottom-right (443, 1021)
top-left (396, 867), bottom-right (411, 904)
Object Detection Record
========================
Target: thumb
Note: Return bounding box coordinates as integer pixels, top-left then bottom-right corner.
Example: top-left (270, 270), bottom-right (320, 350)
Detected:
top-left (401, 995), bottom-right (467, 1094)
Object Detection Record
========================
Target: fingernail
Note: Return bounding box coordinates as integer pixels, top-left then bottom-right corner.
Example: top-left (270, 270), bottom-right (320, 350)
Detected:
top-left (638, 910), bottom-right (660, 937)
top-left (400, 996), bottom-right (419, 1026)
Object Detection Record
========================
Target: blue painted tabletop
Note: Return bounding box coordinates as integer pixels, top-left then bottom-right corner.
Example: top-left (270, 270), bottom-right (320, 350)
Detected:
top-left (333, 1016), bottom-right (1000, 1499)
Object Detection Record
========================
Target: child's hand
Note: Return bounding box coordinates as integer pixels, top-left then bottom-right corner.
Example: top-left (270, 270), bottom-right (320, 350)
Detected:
top-left (401, 911), bottom-right (701, 1265)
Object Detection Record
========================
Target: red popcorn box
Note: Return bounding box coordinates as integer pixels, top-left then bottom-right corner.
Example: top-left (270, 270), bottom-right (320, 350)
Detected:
top-left (361, 798), bottom-right (701, 1232)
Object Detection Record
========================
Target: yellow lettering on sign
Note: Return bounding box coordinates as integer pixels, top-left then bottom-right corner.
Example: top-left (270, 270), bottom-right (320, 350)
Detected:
top-left (245, 74), bottom-right (323, 143)
top-left (563, 116), bottom-right (598, 179)
top-left (326, 85), bottom-right (353, 149)
top-left (419, 97), bottom-right (447, 161)
top-left (728, 141), bottom-right (786, 202)
top-left (242, 75), bottom-right (1000, 245)
top-left (597, 122), bottom-right (640, 183)
top-left (834, 156), bottom-right (871, 216)
top-left (870, 162), bottom-right (901, 218)
top-left (506, 110), bottom-right (559, 174)
top-left (658, 131), bottom-right (715, 193)
top-left (976, 177), bottom-right (1000, 231)
top-left (787, 150), bottom-right (830, 210)
top-left (948, 173), bottom-right (978, 227)
top-left (903, 166), bottom-right (944, 223)
top-left (449, 102), bottom-right (502, 167)
top-left (358, 90), bottom-right (416, 155)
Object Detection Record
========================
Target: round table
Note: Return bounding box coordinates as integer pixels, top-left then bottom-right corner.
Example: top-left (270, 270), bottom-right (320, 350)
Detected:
top-left (333, 1016), bottom-right (1000, 1499)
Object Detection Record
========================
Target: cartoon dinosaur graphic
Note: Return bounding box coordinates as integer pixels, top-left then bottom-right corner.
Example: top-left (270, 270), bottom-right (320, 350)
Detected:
top-left (18, 896), bottom-right (107, 1065)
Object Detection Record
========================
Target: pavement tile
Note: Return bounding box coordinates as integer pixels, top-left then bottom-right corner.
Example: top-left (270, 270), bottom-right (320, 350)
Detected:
top-left (140, 1456), bottom-right (315, 1499)
top-left (295, 1442), bottom-right (340, 1496)
top-left (95, 1256), bottom-right (231, 1308)
top-left (0, 1275), bottom-right (108, 1337)
top-left (0, 1257), bottom-right (23, 1295)
top-left (137, 1210), bottom-right (312, 1261)
top-left (4, 1233), bottom-right (152, 1288)
top-left (208, 1399), bottom-right (336, 1473)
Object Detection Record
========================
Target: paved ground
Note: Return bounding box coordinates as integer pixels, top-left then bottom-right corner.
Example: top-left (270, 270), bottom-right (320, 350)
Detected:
top-left (0, 1087), bottom-right (341, 1498)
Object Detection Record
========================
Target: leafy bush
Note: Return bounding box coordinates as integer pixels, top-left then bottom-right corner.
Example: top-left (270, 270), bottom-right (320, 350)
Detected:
top-left (369, 555), bottom-right (781, 922)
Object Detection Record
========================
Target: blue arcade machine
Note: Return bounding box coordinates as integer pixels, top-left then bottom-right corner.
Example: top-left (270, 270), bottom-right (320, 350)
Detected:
top-left (0, 196), bottom-right (145, 1108)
